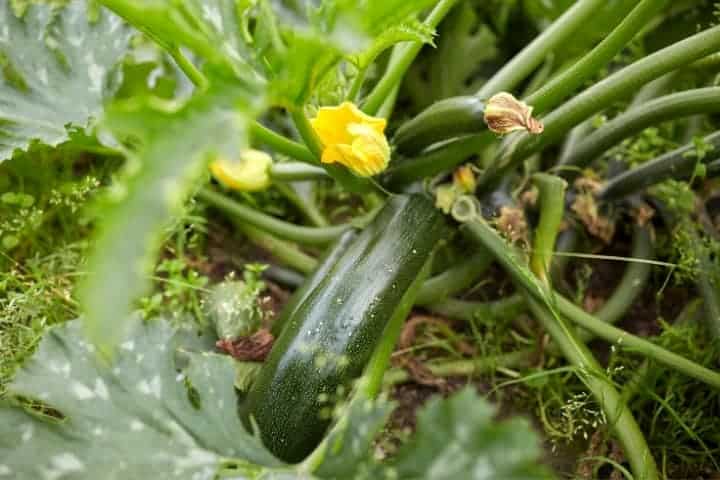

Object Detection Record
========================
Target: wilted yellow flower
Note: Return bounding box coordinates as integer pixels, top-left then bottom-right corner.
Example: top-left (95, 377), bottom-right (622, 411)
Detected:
top-left (310, 102), bottom-right (390, 177)
top-left (483, 92), bottom-right (544, 135)
top-left (210, 149), bottom-right (272, 192)
top-left (453, 165), bottom-right (477, 193)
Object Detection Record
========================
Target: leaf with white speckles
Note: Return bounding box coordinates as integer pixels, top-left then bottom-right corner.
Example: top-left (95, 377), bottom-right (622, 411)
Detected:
top-left (0, 317), bottom-right (282, 479)
top-left (0, 0), bottom-right (132, 162)
top-left (386, 388), bottom-right (555, 480)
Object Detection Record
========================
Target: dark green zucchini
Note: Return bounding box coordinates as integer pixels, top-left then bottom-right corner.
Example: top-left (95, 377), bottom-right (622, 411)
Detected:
top-left (392, 96), bottom-right (486, 155)
top-left (242, 194), bottom-right (446, 462)
top-left (269, 229), bottom-right (358, 337)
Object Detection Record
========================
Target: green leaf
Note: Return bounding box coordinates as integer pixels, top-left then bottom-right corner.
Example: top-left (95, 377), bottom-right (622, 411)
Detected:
top-left (79, 79), bottom-right (262, 355)
top-left (387, 387), bottom-right (554, 480)
top-left (0, 0), bottom-right (132, 162)
top-left (354, 20), bottom-right (435, 69)
top-left (405, 2), bottom-right (500, 110)
top-left (0, 317), bottom-right (282, 479)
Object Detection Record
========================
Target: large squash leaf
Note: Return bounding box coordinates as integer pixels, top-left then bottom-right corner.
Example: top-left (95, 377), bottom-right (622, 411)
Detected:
top-left (0, 317), bottom-right (552, 479)
top-left (386, 387), bottom-right (555, 480)
top-left (0, 318), bottom-right (281, 479)
top-left (0, 0), bottom-right (132, 162)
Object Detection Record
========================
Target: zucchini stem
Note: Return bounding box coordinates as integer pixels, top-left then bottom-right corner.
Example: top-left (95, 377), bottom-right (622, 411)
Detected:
top-left (382, 350), bottom-right (532, 386)
top-left (416, 250), bottom-right (492, 305)
top-left (599, 131), bottom-right (720, 201)
top-left (478, 24), bottom-right (720, 190)
top-left (235, 223), bottom-right (317, 274)
top-left (250, 122), bottom-right (318, 165)
top-left (560, 88), bottom-right (720, 170)
top-left (462, 218), bottom-right (720, 390)
top-left (528, 176), bottom-right (657, 479)
top-left (270, 162), bottom-right (330, 182)
top-left (476, 0), bottom-right (617, 98)
top-left (197, 187), bottom-right (357, 246)
top-left (526, 0), bottom-right (667, 114)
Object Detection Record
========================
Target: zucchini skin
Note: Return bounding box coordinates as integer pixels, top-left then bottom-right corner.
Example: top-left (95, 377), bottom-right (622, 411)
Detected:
top-left (269, 230), bottom-right (358, 337)
top-left (392, 96), bottom-right (486, 155)
top-left (242, 194), bottom-right (446, 462)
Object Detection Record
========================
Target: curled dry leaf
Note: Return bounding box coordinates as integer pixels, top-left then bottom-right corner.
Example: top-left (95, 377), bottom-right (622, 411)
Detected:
top-left (496, 205), bottom-right (530, 245)
top-left (484, 92), bottom-right (544, 135)
top-left (216, 328), bottom-right (275, 361)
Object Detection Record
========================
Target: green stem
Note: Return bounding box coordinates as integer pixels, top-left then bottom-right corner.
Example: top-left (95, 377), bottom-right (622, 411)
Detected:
top-left (524, 173), bottom-right (657, 479)
top-left (362, 0), bottom-right (459, 115)
top-left (527, 299), bottom-right (659, 480)
top-left (346, 65), bottom-right (368, 103)
top-left (462, 218), bottom-right (720, 390)
top-left (382, 350), bottom-right (532, 386)
top-left (478, 25), bottom-right (720, 190)
top-left (560, 87), bottom-right (720, 169)
top-left (556, 294), bottom-right (720, 389)
top-left (530, 173), bottom-right (567, 285)
top-left (197, 187), bottom-right (355, 246)
top-left (274, 182), bottom-right (328, 227)
top-left (591, 225), bottom-right (654, 327)
top-left (598, 130), bottom-right (720, 201)
top-left (290, 108), bottom-right (323, 159)
top-left (476, 0), bottom-right (614, 98)
top-left (427, 294), bottom-right (526, 323)
top-left (698, 249), bottom-right (720, 339)
top-left (270, 162), bottom-right (330, 182)
top-left (383, 133), bottom-right (493, 187)
top-left (415, 249), bottom-right (492, 305)
top-left (250, 122), bottom-right (318, 165)
top-left (168, 47), bottom-right (208, 89)
top-left (235, 223), bottom-right (317, 274)
top-left (526, 0), bottom-right (667, 114)
top-left (392, 96), bottom-right (486, 154)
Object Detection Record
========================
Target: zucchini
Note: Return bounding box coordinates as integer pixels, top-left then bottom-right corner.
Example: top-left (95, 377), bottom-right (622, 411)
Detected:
top-left (392, 96), bottom-right (486, 155)
top-left (242, 194), bottom-right (446, 462)
top-left (269, 229), bottom-right (358, 337)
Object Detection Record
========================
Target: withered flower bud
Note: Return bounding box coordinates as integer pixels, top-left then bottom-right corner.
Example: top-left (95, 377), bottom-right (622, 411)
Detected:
top-left (483, 92), bottom-right (544, 135)
top-left (453, 165), bottom-right (477, 193)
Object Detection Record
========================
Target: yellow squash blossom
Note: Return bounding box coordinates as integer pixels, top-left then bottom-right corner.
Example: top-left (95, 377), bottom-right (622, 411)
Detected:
top-left (310, 102), bottom-right (390, 177)
top-left (210, 149), bottom-right (272, 192)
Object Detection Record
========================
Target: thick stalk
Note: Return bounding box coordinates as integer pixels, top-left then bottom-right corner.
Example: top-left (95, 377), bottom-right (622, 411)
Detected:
top-left (250, 122), bottom-right (317, 165)
top-left (591, 225), bottom-right (654, 327)
top-left (599, 130), bottom-right (720, 200)
top-left (698, 250), bottom-right (720, 340)
top-left (290, 108), bottom-right (323, 159)
top-left (526, 0), bottom-right (667, 114)
top-left (526, 175), bottom-right (657, 480)
top-left (383, 350), bottom-right (532, 386)
top-left (415, 250), bottom-right (492, 305)
top-left (383, 133), bottom-right (493, 187)
top-left (478, 25), bottom-right (720, 190)
top-left (462, 219), bottom-right (720, 390)
top-left (362, 0), bottom-right (459, 115)
top-left (270, 162), bottom-right (330, 182)
top-left (427, 294), bottom-right (526, 323)
top-left (530, 174), bottom-right (567, 285)
top-left (197, 187), bottom-right (358, 246)
top-left (476, 0), bottom-right (616, 98)
top-left (560, 88), bottom-right (720, 169)
top-left (273, 182), bottom-right (328, 227)
top-left (527, 299), bottom-right (658, 480)
top-left (236, 223), bottom-right (317, 274)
